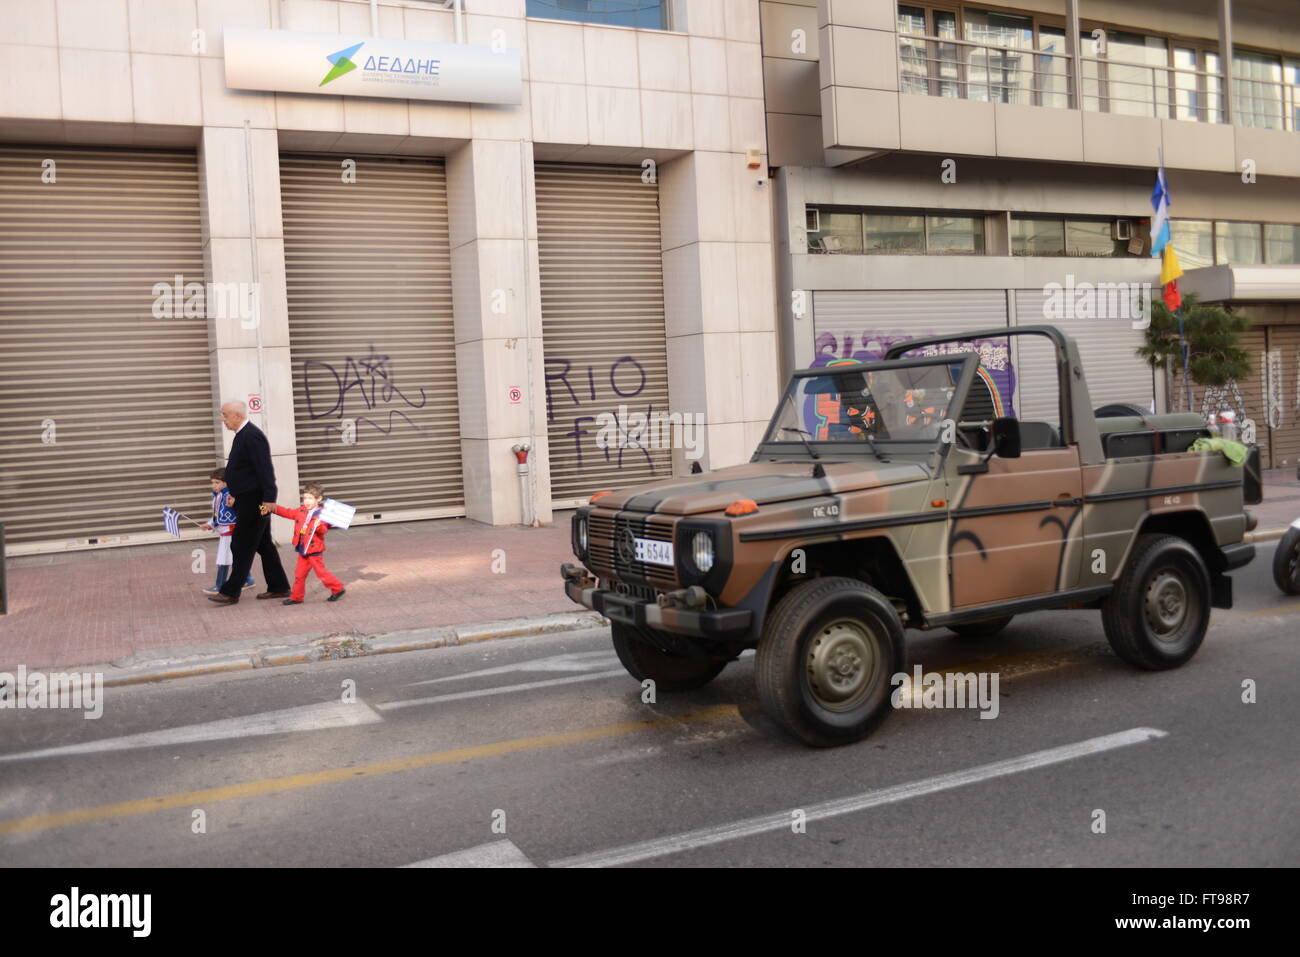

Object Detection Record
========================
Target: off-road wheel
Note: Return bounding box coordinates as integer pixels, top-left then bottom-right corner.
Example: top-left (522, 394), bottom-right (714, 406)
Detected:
top-left (1102, 534), bottom-right (1211, 670)
top-left (948, 616), bottom-right (1014, 639)
top-left (755, 577), bottom-right (903, 747)
top-left (1272, 526), bottom-right (1300, 595)
top-left (610, 622), bottom-right (728, 692)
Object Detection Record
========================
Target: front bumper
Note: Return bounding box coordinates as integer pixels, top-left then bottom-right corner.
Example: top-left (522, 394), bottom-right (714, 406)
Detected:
top-left (561, 564), bottom-right (751, 639)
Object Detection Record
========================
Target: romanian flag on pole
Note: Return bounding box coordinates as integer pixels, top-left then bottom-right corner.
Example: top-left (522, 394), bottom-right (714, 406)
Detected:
top-left (1160, 245), bottom-right (1183, 310)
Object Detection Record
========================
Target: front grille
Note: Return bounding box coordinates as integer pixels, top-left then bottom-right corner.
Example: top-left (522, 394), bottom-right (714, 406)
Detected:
top-left (588, 512), bottom-right (679, 590)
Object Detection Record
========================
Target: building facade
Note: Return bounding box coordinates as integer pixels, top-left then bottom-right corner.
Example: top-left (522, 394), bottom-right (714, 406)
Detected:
top-left (762, 0), bottom-right (1300, 465)
top-left (0, 0), bottom-right (780, 552)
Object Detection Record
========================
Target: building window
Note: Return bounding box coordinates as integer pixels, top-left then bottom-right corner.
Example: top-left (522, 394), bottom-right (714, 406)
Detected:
top-left (1265, 224), bottom-right (1300, 264)
top-left (1065, 218), bottom-right (1127, 256)
top-left (808, 211), bottom-right (865, 254)
top-left (807, 208), bottom-right (985, 255)
top-left (526, 0), bottom-right (668, 30)
top-left (963, 8), bottom-right (1035, 105)
top-left (1215, 221), bottom-right (1263, 264)
top-left (1170, 220), bottom-right (1214, 269)
top-left (1011, 216), bottom-right (1065, 256)
top-left (865, 213), bottom-right (926, 253)
top-left (1011, 215), bottom-right (1133, 257)
top-left (1233, 49), bottom-right (1284, 129)
top-left (927, 215), bottom-right (985, 254)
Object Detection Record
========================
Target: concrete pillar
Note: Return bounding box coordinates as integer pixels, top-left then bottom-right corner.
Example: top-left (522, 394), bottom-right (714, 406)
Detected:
top-left (446, 138), bottom-right (551, 526)
top-left (198, 125), bottom-right (298, 539)
top-left (1218, 0), bottom-right (1235, 125)
top-left (1065, 0), bottom-right (1081, 110)
top-left (660, 151), bottom-right (781, 470)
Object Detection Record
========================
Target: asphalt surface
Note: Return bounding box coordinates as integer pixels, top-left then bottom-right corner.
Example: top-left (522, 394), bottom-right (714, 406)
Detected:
top-left (1, 543), bottom-right (1296, 868)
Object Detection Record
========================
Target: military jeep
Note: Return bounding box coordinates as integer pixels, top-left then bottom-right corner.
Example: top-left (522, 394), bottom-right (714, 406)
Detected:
top-left (561, 326), bottom-right (1260, 746)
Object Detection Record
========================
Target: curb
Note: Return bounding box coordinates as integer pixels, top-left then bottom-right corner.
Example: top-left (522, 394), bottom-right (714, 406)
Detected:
top-left (1246, 527), bottom-right (1292, 543)
top-left (89, 610), bottom-right (607, 689)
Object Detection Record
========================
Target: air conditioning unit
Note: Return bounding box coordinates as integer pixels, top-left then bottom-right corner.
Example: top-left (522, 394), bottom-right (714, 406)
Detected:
top-left (1112, 219), bottom-right (1133, 241)
top-left (806, 209), bottom-right (820, 232)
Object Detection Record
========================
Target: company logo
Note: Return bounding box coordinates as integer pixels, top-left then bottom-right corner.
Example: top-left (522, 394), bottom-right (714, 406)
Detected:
top-left (320, 41), bottom-right (364, 86)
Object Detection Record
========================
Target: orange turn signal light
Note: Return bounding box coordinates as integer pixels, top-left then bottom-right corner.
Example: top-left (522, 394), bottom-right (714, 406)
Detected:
top-left (590, 490), bottom-right (613, 503)
top-left (931, 499), bottom-right (947, 508)
top-left (726, 499), bottom-right (759, 516)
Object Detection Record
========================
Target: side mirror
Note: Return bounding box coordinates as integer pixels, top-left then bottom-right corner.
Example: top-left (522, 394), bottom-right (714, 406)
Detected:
top-left (991, 417), bottom-right (1021, 459)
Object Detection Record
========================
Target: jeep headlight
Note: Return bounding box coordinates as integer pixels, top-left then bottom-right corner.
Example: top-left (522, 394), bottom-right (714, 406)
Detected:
top-left (692, 531), bottom-right (715, 573)
top-left (576, 515), bottom-right (589, 556)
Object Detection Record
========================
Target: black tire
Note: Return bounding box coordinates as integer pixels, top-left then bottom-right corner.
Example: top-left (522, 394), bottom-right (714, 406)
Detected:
top-left (1102, 534), bottom-right (1211, 670)
top-left (1272, 527), bottom-right (1300, 596)
top-left (948, 615), bottom-right (1014, 639)
top-left (755, 577), bottom-right (903, 747)
top-left (610, 622), bottom-right (728, 692)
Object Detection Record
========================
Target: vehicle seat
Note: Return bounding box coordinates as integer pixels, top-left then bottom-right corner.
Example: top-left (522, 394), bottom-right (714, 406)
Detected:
top-left (1018, 421), bottom-right (1062, 449)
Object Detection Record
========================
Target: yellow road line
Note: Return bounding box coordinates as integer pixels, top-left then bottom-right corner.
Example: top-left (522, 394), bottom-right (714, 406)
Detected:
top-left (0, 703), bottom-right (741, 837)
top-left (1238, 602), bottom-right (1300, 618)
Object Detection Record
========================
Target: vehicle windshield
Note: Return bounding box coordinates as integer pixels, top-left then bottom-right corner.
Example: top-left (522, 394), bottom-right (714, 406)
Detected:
top-left (764, 360), bottom-right (967, 446)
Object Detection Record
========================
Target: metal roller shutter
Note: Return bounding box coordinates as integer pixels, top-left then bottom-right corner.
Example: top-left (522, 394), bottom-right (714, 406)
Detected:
top-left (0, 146), bottom-right (212, 548)
top-left (1174, 327), bottom-right (1270, 467)
top-left (1013, 291), bottom-right (1155, 422)
top-left (536, 163), bottom-right (671, 504)
top-left (280, 154), bottom-right (462, 518)
top-left (812, 288), bottom-right (1013, 408)
top-left (1266, 326), bottom-right (1300, 468)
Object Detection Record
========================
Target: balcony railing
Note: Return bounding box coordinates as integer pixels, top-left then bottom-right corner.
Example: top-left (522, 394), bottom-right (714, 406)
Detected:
top-left (897, 34), bottom-right (1073, 109)
top-left (899, 35), bottom-right (1299, 131)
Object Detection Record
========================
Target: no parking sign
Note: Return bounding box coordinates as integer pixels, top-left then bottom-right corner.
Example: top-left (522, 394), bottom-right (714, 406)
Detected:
top-left (248, 393), bottom-right (264, 414)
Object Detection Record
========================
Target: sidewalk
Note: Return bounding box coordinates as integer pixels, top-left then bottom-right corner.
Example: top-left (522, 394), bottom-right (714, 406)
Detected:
top-left (0, 517), bottom-right (577, 672)
top-left (2, 469), bottom-right (1297, 674)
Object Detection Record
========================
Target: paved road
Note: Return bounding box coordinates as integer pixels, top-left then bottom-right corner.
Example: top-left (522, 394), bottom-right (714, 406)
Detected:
top-left (2, 544), bottom-right (1296, 868)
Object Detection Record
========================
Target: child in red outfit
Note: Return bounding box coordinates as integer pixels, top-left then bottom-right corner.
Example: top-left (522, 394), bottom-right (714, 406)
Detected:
top-left (261, 482), bottom-right (346, 605)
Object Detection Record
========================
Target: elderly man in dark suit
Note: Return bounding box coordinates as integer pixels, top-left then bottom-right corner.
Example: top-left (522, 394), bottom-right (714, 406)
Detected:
top-left (208, 400), bottom-right (291, 604)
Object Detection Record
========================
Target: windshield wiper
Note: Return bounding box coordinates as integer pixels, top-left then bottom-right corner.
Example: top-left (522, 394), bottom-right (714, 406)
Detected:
top-left (778, 426), bottom-right (820, 461)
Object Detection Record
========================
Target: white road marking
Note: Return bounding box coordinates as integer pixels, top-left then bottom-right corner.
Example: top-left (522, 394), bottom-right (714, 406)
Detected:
top-left (401, 840), bottom-right (536, 868)
top-left (0, 701), bottom-right (383, 763)
top-left (550, 727), bottom-right (1169, 868)
top-left (410, 650), bottom-right (622, 685)
top-left (377, 670), bottom-right (629, 711)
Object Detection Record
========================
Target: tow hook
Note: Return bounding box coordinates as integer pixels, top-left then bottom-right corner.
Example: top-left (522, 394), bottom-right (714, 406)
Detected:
top-left (561, 563), bottom-right (593, 586)
top-left (661, 585), bottom-right (709, 609)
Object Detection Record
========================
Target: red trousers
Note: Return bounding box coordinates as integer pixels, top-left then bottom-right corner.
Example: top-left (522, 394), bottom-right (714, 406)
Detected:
top-left (291, 553), bottom-right (343, 601)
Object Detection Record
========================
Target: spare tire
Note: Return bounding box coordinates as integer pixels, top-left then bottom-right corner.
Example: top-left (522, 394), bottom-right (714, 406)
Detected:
top-left (1095, 403), bottom-right (1150, 418)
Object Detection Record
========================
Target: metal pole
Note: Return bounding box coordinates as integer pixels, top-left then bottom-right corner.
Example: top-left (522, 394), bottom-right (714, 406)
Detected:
top-left (0, 523), bottom-right (7, 615)
top-left (1178, 305), bottom-right (1193, 412)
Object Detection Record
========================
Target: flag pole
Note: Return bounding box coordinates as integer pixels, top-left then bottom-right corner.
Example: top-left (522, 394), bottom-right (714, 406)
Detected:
top-left (169, 509), bottom-right (208, 529)
top-left (1176, 305), bottom-right (1192, 412)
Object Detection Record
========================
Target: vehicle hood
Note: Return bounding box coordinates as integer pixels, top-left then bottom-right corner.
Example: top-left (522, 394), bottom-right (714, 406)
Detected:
top-left (593, 459), bottom-right (930, 515)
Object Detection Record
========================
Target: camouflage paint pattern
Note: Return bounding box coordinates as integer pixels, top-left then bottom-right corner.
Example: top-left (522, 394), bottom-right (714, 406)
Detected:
top-left (566, 328), bottom-right (1250, 639)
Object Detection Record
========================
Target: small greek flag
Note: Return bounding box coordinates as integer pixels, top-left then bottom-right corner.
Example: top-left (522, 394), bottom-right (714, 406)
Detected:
top-left (162, 507), bottom-right (181, 538)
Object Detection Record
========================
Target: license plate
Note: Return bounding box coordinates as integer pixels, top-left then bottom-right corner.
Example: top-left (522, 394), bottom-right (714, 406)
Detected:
top-left (634, 538), bottom-right (674, 566)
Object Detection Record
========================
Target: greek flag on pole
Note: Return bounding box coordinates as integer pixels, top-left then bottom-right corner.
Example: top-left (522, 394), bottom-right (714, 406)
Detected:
top-left (162, 507), bottom-right (181, 538)
top-left (1150, 159), bottom-right (1171, 257)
